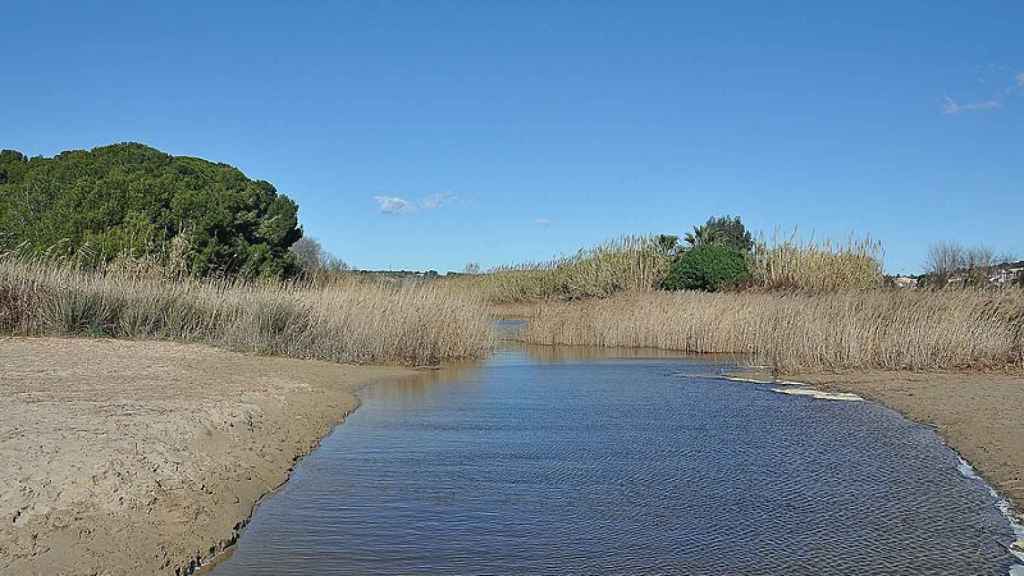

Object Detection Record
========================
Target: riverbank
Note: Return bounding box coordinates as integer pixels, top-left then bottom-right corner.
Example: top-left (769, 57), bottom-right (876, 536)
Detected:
top-left (0, 337), bottom-right (414, 576)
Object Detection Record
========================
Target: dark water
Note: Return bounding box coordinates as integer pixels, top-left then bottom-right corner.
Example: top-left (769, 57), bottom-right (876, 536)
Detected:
top-left (209, 345), bottom-right (1019, 575)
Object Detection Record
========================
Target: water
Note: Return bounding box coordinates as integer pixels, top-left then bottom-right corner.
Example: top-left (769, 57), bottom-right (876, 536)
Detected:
top-left (208, 345), bottom-right (1019, 575)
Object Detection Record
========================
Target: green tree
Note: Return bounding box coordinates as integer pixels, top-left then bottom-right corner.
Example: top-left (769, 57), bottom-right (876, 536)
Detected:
top-left (654, 234), bottom-right (680, 256)
top-left (661, 244), bottom-right (750, 291)
top-left (684, 215), bottom-right (753, 253)
top-left (0, 143), bottom-right (303, 278)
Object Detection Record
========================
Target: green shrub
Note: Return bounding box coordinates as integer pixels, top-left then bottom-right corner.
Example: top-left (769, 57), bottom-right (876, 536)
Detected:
top-left (662, 245), bottom-right (749, 291)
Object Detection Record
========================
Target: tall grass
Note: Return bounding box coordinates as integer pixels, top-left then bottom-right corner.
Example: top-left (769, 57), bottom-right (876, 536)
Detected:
top-left (750, 233), bottom-right (884, 291)
top-left (517, 290), bottom-right (1024, 372)
top-left (462, 236), bottom-right (671, 303)
top-left (0, 255), bottom-right (492, 365)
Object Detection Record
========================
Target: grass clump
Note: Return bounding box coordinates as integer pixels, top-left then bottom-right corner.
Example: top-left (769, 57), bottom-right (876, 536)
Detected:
top-left (0, 255), bottom-right (492, 366)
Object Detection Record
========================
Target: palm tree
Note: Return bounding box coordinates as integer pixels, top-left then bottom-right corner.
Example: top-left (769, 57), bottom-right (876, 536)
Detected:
top-left (684, 224), bottom-right (718, 248)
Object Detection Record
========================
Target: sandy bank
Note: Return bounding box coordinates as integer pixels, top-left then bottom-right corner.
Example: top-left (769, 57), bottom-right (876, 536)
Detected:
top-left (0, 337), bottom-right (413, 576)
top-left (791, 370), bottom-right (1024, 519)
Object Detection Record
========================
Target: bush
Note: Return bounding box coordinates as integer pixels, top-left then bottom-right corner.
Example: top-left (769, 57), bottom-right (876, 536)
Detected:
top-left (662, 245), bottom-right (749, 291)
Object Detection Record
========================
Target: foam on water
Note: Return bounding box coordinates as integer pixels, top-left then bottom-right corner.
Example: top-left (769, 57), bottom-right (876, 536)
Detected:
top-left (956, 457), bottom-right (1024, 572)
top-left (770, 387), bottom-right (864, 401)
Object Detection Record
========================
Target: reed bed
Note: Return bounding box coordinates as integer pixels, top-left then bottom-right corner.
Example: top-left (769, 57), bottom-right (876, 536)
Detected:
top-left (750, 234), bottom-right (884, 291)
top-left (516, 289), bottom-right (1024, 372)
top-left (0, 256), bottom-right (492, 365)
top-left (462, 236), bottom-right (671, 303)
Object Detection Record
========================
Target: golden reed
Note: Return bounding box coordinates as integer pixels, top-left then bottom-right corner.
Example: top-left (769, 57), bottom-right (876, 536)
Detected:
top-left (515, 290), bottom-right (1024, 372)
top-left (0, 256), bottom-right (492, 366)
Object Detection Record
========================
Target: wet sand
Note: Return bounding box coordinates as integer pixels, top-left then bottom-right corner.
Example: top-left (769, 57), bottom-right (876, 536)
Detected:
top-left (0, 337), bottom-right (412, 576)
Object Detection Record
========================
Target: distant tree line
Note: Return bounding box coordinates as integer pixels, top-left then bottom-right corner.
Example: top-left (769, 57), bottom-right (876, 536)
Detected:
top-left (0, 143), bottom-right (304, 278)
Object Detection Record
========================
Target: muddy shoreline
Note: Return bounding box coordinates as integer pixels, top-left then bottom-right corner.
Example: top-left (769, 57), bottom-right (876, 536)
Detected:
top-left (0, 337), bottom-right (414, 576)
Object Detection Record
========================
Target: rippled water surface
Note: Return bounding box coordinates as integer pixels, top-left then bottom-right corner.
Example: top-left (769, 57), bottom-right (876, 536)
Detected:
top-left (209, 345), bottom-right (1018, 575)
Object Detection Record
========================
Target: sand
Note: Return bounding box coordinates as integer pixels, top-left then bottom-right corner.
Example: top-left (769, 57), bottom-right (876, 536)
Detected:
top-left (0, 337), bottom-right (412, 576)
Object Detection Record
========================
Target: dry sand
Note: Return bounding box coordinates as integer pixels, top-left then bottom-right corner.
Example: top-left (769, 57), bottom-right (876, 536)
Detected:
top-left (0, 337), bottom-right (412, 576)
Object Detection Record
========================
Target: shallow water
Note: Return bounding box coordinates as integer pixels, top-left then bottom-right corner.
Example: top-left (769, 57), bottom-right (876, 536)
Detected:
top-left (209, 345), bottom-right (1018, 575)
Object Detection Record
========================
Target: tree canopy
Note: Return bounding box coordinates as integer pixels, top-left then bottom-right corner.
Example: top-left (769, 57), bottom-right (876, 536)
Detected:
top-left (0, 143), bottom-right (303, 278)
top-left (684, 215), bottom-right (753, 253)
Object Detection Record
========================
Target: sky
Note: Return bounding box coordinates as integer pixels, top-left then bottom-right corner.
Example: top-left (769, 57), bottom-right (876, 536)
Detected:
top-left (2, 1), bottom-right (1022, 274)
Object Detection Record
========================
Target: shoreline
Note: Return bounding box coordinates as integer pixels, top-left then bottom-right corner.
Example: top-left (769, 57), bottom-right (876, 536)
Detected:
top-left (0, 337), bottom-right (415, 576)
top-left (4, 336), bottom-right (1021, 573)
top-left (726, 367), bottom-right (1024, 550)
top-left (795, 370), bottom-right (1024, 523)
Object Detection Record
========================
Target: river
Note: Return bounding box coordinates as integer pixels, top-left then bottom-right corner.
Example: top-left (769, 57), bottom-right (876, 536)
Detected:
top-left (208, 344), bottom-right (1019, 575)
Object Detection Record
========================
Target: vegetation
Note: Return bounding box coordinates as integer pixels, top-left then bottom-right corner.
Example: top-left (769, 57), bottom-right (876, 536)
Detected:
top-left (749, 233), bottom-right (884, 291)
top-left (290, 236), bottom-right (351, 282)
top-left (0, 143), bottom-right (303, 278)
top-left (465, 236), bottom-right (671, 303)
top-left (661, 244), bottom-right (749, 291)
top-left (919, 242), bottom-right (1017, 288)
top-left (684, 215), bottom-right (753, 252)
top-left (516, 290), bottom-right (1024, 372)
top-left (0, 254), bottom-right (491, 366)
top-left (470, 217), bottom-right (886, 302)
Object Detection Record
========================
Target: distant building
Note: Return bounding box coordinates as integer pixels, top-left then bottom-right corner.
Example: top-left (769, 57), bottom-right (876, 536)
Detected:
top-left (989, 261), bottom-right (1024, 286)
top-left (893, 276), bottom-right (918, 289)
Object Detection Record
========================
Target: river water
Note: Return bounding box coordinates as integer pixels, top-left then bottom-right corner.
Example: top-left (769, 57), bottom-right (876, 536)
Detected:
top-left (208, 345), bottom-right (1018, 575)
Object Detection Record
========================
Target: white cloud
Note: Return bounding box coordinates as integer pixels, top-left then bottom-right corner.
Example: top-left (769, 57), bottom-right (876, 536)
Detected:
top-left (534, 218), bottom-right (552, 226)
top-left (373, 196), bottom-right (414, 214)
top-left (942, 96), bottom-right (1001, 115)
top-left (1017, 72), bottom-right (1024, 87)
top-left (421, 192), bottom-right (456, 209)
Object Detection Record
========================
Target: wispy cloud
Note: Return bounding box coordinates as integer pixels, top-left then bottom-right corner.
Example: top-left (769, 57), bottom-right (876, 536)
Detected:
top-left (942, 96), bottom-right (1001, 115)
top-left (534, 218), bottom-right (552, 226)
top-left (421, 192), bottom-right (456, 209)
top-left (373, 195), bottom-right (415, 214)
top-left (941, 69), bottom-right (1024, 115)
top-left (373, 192), bottom-right (458, 214)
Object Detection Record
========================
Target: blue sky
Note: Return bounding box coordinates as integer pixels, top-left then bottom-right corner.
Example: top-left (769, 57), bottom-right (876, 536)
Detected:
top-left (3, 1), bottom-right (1021, 274)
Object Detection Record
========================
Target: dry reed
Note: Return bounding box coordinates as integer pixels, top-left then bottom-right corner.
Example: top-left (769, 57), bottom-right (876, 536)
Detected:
top-left (0, 256), bottom-right (492, 365)
top-left (516, 289), bottom-right (1024, 372)
top-left (750, 233), bottom-right (884, 291)
top-left (461, 236), bottom-right (671, 303)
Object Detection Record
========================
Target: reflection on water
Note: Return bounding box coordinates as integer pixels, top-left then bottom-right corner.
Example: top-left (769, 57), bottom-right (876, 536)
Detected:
top-left (209, 345), bottom-right (1018, 576)
top-left (515, 342), bottom-right (748, 364)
